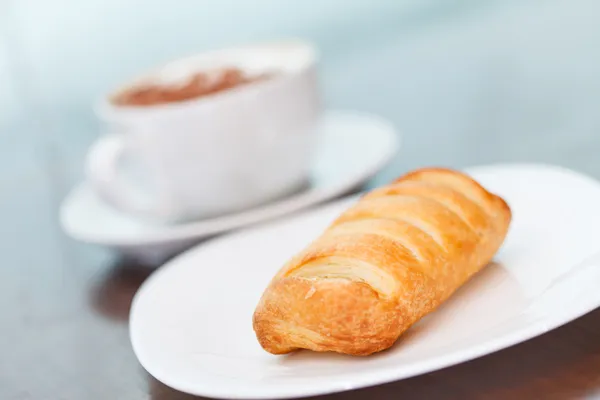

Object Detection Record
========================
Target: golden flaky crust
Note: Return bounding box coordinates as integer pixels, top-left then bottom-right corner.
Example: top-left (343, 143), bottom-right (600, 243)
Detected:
top-left (253, 167), bottom-right (511, 356)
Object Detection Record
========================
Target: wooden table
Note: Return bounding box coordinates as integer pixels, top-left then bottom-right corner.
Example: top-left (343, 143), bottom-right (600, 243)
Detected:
top-left (3, 153), bottom-right (600, 400)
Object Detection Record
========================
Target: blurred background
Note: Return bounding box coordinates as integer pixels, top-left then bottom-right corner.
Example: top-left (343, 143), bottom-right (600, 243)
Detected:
top-left (4, 0), bottom-right (600, 243)
top-left (4, 0), bottom-right (600, 187)
top-left (3, 0), bottom-right (600, 398)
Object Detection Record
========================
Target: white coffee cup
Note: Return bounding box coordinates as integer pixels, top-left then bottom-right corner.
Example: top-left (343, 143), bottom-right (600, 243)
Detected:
top-left (86, 40), bottom-right (320, 223)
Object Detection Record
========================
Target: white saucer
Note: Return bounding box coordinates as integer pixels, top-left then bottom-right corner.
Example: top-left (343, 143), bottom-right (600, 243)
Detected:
top-left (60, 110), bottom-right (399, 261)
top-left (129, 163), bottom-right (600, 399)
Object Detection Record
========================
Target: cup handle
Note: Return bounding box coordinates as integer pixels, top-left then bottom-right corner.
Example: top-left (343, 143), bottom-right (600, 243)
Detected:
top-left (85, 134), bottom-right (171, 219)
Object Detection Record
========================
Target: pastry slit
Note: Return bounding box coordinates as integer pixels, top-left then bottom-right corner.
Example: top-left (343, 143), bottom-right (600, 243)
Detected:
top-left (325, 219), bottom-right (428, 263)
top-left (287, 256), bottom-right (398, 297)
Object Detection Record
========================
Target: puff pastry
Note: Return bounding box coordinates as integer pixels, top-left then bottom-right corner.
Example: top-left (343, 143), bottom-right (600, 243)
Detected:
top-left (253, 167), bottom-right (511, 356)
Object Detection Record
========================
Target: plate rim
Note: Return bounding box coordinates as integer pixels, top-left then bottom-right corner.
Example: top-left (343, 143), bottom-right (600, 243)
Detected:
top-left (59, 109), bottom-right (400, 247)
top-left (130, 162), bottom-right (600, 399)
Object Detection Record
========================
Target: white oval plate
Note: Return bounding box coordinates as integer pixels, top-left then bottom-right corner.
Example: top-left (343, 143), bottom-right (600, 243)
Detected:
top-left (60, 110), bottom-right (399, 261)
top-left (130, 163), bottom-right (600, 399)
